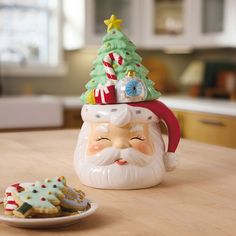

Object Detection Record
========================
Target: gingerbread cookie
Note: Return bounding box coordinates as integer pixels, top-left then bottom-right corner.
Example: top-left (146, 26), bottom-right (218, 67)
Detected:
top-left (60, 187), bottom-right (90, 211)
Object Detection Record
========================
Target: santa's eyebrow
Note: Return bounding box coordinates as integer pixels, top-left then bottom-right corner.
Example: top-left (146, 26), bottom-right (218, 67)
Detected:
top-left (95, 125), bottom-right (109, 133)
top-left (130, 124), bottom-right (143, 132)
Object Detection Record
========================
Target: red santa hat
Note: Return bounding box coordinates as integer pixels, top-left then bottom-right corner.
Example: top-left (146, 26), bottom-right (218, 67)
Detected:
top-left (81, 99), bottom-right (180, 171)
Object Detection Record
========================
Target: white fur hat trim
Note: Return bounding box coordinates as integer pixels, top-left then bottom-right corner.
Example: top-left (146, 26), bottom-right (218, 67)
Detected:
top-left (81, 104), bottom-right (159, 126)
top-left (163, 152), bottom-right (178, 172)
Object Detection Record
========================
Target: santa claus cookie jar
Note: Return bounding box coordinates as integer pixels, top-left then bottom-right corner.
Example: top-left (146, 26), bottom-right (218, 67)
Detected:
top-left (74, 15), bottom-right (180, 189)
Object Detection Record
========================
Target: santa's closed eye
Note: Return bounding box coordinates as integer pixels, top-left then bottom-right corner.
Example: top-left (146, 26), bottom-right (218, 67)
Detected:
top-left (96, 137), bottom-right (111, 141)
top-left (130, 136), bottom-right (145, 141)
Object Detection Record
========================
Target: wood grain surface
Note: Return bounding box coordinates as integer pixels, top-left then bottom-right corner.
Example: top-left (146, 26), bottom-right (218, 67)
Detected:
top-left (0, 130), bottom-right (236, 236)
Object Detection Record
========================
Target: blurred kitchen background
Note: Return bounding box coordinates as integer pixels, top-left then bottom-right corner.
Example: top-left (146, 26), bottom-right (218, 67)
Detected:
top-left (0, 0), bottom-right (236, 148)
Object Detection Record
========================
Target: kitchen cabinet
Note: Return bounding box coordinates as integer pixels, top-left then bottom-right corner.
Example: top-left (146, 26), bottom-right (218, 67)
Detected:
top-left (63, 108), bottom-right (83, 129)
top-left (85, 0), bottom-right (142, 46)
top-left (85, 0), bottom-right (193, 49)
top-left (142, 0), bottom-right (236, 49)
top-left (173, 109), bottom-right (236, 148)
top-left (141, 0), bottom-right (193, 49)
top-left (85, 0), bottom-right (236, 49)
top-left (192, 0), bottom-right (236, 48)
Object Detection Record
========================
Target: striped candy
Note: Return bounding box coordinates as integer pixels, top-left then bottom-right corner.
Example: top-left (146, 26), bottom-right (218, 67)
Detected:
top-left (4, 183), bottom-right (30, 213)
top-left (103, 52), bottom-right (124, 80)
top-left (4, 183), bottom-right (21, 212)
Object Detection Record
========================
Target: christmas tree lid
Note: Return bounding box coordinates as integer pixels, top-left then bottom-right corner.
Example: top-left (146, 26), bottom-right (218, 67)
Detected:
top-left (80, 14), bottom-right (161, 105)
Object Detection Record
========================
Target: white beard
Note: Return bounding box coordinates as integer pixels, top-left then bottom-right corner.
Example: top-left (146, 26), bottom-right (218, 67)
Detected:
top-left (74, 123), bottom-right (166, 189)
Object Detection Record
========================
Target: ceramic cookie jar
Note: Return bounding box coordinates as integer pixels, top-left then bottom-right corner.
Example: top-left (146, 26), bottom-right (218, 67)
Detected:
top-left (74, 15), bottom-right (180, 190)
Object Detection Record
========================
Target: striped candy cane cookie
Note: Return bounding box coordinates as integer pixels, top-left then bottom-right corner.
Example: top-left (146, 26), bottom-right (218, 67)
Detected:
top-left (103, 52), bottom-right (124, 80)
top-left (4, 183), bottom-right (21, 214)
top-left (4, 183), bottom-right (30, 215)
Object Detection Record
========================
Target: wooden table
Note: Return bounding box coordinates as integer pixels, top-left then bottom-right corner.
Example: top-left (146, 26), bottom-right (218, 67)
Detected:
top-left (0, 130), bottom-right (236, 236)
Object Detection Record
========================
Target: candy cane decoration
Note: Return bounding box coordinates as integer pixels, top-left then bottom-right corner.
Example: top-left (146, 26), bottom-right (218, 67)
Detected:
top-left (3, 183), bottom-right (31, 213)
top-left (4, 183), bottom-right (22, 213)
top-left (103, 52), bottom-right (124, 80)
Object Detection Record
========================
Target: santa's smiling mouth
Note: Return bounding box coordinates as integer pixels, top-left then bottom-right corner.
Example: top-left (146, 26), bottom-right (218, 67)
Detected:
top-left (115, 159), bottom-right (128, 165)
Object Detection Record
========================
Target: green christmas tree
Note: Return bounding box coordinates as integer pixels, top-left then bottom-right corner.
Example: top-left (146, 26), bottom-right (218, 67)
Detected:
top-left (80, 15), bottom-right (161, 104)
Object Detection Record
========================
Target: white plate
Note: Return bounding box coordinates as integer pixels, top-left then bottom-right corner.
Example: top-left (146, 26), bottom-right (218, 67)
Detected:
top-left (0, 200), bottom-right (98, 229)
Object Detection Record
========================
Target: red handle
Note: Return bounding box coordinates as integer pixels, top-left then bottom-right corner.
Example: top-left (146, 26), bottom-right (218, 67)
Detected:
top-left (129, 100), bottom-right (181, 153)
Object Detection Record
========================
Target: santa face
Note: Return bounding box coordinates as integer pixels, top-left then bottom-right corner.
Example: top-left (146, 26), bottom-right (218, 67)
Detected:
top-left (74, 121), bottom-right (166, 189)
top-left (87, 122), bottom-right (154, 163)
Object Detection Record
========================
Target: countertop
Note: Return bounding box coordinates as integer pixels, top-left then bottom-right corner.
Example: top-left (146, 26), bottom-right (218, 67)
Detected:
top-left (0, 130), bottom-right (236, 235)
top-left (63, 95), bottom-right (236, 117)
top-left (159, 96), bottom-right (236, 117)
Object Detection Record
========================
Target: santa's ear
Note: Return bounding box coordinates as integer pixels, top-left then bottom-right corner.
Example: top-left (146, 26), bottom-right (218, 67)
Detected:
top-left (163, 152), bottom-right (178, 172)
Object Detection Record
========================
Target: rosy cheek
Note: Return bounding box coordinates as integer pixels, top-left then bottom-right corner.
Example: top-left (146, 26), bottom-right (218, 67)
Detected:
top-left (87, 144), bottom-right (103, 155)
top-left (134, 142), bottom-right (153, 155)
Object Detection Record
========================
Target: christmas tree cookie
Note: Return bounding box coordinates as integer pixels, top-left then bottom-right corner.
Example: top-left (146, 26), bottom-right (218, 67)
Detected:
top-left (13, 176), bottom-right (67, 218)
top-left (80, 14), bottom-right (161, 105)
top-left (2, 176), bottom-right (90, 218)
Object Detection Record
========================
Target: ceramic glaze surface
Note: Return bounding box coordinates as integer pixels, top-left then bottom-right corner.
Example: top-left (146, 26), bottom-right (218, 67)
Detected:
top-left (74, 103), bottom-right (178, 190)
top-left (76, 16), bottom-right (180, 189)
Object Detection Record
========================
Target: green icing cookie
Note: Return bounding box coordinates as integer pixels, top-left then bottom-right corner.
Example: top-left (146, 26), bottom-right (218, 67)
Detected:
top-left (16, 176), bottom-right (66, 209)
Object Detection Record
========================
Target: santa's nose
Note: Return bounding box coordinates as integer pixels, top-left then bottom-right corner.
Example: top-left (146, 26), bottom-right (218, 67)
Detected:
top-left (113, 138), bottom-right (130, 149)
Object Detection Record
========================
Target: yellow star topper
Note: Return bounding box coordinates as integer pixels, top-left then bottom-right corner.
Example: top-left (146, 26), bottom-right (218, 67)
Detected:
top-left (104, 14), bottom-right (123, 32)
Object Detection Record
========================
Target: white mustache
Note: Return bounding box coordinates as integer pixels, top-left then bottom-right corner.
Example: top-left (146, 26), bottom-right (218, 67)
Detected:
top-left (86, 147), bottom-right (154, 167)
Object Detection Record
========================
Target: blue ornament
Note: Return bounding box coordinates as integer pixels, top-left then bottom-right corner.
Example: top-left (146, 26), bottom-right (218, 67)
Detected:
top-left (116, 74), bottom-right (147, 103)
top-left (125, 80), bottom-right (143, 97)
